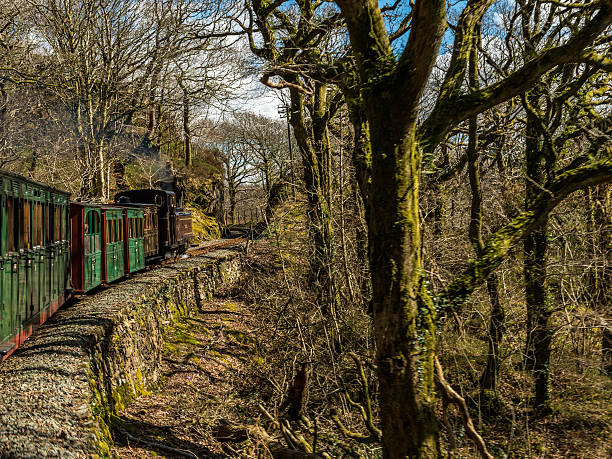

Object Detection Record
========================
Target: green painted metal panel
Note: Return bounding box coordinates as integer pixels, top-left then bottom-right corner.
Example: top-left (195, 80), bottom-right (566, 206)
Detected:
top-left (8, 255), bottom-right (19, 341)
top-left (84, 207), bottom-right (102, 292)
top-left (18, 255), bottom-right (27, 325)
top-left (104, 209), bottom-right (124, 283)
top-left (0, 170), bottom-right (70, 349)
top-left (0, 258), bottom-right (11, 342)
top-left (127, 209), bottom-right (145, 273)
top-left (0, 193), bottom-right (10, 342)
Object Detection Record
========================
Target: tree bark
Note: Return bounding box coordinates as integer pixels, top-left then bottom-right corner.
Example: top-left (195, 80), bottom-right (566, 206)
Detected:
top-left (523, 106), bottom-right (553, 413)
top-left (368, 118), bottom-right (439, 458)
top-left (587, 185), bottom-right (611, 375)
top-left (182, 83), bottom-right (192, 167)
top-left (289, 83), bottom-right (339, 315)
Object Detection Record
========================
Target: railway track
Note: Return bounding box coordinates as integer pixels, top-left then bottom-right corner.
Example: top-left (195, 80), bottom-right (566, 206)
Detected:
top-left (186, 237), bottom-right (247, 257)
top-left (151, 236), bottom-right (248, 269)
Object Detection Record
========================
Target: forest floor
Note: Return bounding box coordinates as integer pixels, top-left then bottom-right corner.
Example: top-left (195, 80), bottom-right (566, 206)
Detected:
top-left (110, 241), bottom-right (612, 458)
top-left (111, 292), bottom-right (270, 458)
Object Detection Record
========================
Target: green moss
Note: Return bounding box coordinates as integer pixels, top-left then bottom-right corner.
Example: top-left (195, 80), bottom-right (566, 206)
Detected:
top-left (188, 204), bottom-right (221, 242)
top-left (227, 329), bottom-right (258, 347)
top-left (224, 302), bottom-right (240, 311)
top-left (88, 367), bottom-right (114, 458)
top-left (163, 341), bottom-right (179, 356)
top-left (111, 369), bottom-right (150, 412)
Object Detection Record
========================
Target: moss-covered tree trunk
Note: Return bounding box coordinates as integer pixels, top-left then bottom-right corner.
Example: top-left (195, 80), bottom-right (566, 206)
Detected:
top-left (368, 117), bottom-right (439, 457)
top-left (587, 185), bottom-right (611, 375)
top-left (181, 84), bottom-right (192, 167)
top-left (524, 225), bottom-right (551, 410)
top-left (336, 0), bottom-right (447, 455)
top-left (289, 83), bottom-right (339, 314)
top-left (463, 30), bottom-right (505, 397)
top-left (523, 110), bottom-right (553, 413)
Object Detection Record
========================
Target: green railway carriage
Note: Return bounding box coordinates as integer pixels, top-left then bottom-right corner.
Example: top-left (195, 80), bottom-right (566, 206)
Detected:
top-left (0, 171), bottom-right (70, 359)
top-left (124, 208), bottom-right (145, 273)
top-left (0, 172), bottom-right (193, 360)
top-left (101, 206), bottom-right (125, 283)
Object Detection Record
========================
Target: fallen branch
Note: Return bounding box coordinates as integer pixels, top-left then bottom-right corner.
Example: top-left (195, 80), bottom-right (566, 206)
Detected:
top-left (434, 357), bottom-right (493, 459)
top-left (271, 446), bottom-right (324, 458)
top-left (118, 428), bottom-right (198, 459)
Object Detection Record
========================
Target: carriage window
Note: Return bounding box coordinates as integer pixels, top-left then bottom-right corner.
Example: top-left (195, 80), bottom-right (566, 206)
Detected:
top-left (44, 204), bottom-right (50, 244)
top-left (64, 206), bottom-right (68, 240)
top-left (139, 218), bottom-right (143, 237)
top-left (118, 220), bottom-right (123, 241)
top-left (33, 202), bottom-right (43, 247)
top-left (85, 210), bottom-right (100, 253)
top-left (7, 197), bottom-right (17, 252)
top-left (21, 201), bottom-right (31, 250)
top-left (87, 210), bottom-right (99, 234)
top-left (38, 203), bottom-right (43, 246)
top-left (54, 206), bottom-right (59, 242)
top-left (105, 219), bottom-right (111, 244)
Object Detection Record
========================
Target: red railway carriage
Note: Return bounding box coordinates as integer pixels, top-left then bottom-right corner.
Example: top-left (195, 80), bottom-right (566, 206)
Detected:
top-left (70, 203), bottom-right (103, 293)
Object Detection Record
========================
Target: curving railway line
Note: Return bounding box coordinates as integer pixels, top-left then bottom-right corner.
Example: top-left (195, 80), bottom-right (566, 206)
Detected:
top-left (0, 167), bottom-right (252, 362)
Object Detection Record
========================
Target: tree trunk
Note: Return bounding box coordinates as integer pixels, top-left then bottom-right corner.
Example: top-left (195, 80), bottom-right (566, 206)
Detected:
top-left (368, 116), bottom-right (439, 457)
top-left (182, 85), bottom-right (192, 167)
top-left (229, 186), bottom-right (237, 224)
top-left (480, 275), bottom-right (505, 393)
top-left (524, 225), bottom-right (552, 411)
top-left (603, 328), bottom-right (612, 376)
top-left (523, 112), bottom-right (553, 413)
top-left (587, 185), bottom-right (611, 375)
top-left (464, 33), bottom-right (505, 399)
top-left (289, 84), bottom-right (338, 315)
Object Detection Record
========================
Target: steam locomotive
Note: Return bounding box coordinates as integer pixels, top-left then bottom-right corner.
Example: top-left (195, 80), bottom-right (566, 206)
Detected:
top-left (0, 169), bottom-right (193, 360)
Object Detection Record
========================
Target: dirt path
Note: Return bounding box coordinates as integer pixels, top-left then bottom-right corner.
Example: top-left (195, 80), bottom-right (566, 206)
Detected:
top-left (111, 294), bottom-right (267, 458)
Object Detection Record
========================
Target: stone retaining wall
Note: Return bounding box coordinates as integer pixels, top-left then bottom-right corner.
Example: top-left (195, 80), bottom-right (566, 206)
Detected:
top-left (0, 248), bottom-right (242, 458)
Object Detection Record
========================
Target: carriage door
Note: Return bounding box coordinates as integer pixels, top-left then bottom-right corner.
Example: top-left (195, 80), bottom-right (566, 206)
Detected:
top-left (31, 200), bottom-right (44, 318)
top-left (84, 208), bottom-right (102, 291)
top-left (0, 192), bottom-right (8, 343)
